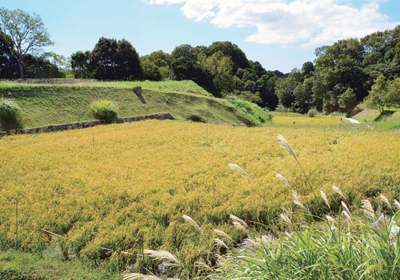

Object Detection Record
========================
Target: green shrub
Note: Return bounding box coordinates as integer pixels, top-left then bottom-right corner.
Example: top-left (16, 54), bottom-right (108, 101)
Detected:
top-left (0, 98), bottom-right (21, 120)
top-left (227, 99), bottom-right (271, 126)
top-left (90, 100), bottom-right (118, 120)
top-left (307, 108), bottom-right (318, 117)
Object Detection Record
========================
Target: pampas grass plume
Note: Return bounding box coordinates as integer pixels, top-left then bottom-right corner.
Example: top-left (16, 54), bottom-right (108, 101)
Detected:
top-left (230, 214), bottom-right (248, 227)
top-left (123, 273), bottom-right (164, 280)
top-left (379, 194), bottom-right (392, 209)
top-left (333, 185), bottom-right (345, 199)
top-left (276, 173), bottom-right (293, 190)
top-left (228, 163), bottom-right (252, 180)
top-left (143, 250), bottom-right (180, 266)
top-left (277, 134), bottom-right (299, 164)
top-left (361, 199), bottom-right (375, 219)
top-left (214, 229), bottom-right (235, 243)
top-left (182, 215), bottom-right (205, 239)
top-left (320, 191), bottom-right (330, 209)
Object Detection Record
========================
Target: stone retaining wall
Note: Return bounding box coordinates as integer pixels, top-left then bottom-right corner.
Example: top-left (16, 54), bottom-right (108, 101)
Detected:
top-left (0, 113), bottom-right (173, 139)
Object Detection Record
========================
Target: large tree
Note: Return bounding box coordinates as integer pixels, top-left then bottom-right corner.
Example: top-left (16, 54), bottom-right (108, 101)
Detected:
top-left (0, 8), bottom-right (53, 78)
top-left (89, 37), bottom-right (142, 80)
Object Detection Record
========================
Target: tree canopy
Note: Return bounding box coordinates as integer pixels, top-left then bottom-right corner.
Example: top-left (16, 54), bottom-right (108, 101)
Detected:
top-left (0, 7), bottom-right (54, 78)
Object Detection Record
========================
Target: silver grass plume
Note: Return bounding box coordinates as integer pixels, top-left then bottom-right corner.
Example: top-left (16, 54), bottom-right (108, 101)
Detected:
top-left (182, 215), bottom-right (205, 239)
top-left (394, 199), bottom-right (400, 210)
top-left (228, 163), bottom-right (252, 180)
top-left (361, 199), bottom-right (375, 219)
top-left (214, 229), bottom-right (235, 243)
top-left (292, 190), bottom-right (307, 211)
top-left (277, 134), bottom-right (299, 164)
top-left (326, 215), bottom-right (335, 223)
top-left (214, 238), bottom-right (228, 248)
top-left (195, 261), bottom-right (210, 270)
top-left (342, 210), bottom-right (352, 222)
top-left (321, 191), bottom-right (330, 209)
top-left (341, 201), bottom-right (350, 215)
top-left (123, 273), bottom-right (164, 280)
top-left (276, 173), bottom-right (293, 190)
top-left (379, 194), bottom-right (392, 209)
top-left (333, 185), bottom-right (345, 199)
top-left (230, 214), bottom-right (248, 227)
top-left (143, 250), bottom-right (180, 266)
top-left (233, 222), bottom-right (248, 233)
top-left (280, 213), bottom-right (292, 224)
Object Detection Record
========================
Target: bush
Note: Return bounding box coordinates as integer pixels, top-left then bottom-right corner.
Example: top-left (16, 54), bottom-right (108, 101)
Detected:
top-left (307, 108), bottom-right (318, 117)
top-left (0, 98), bottom-right (21, 120)
top-left (90, 100), bottom-right (118, 120)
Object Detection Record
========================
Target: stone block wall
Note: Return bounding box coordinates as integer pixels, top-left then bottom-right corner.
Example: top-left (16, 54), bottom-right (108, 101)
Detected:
top-left (0, 113), bottom-right (173, 139)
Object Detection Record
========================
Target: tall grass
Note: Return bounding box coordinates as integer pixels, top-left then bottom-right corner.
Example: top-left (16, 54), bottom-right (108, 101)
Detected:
top-left (128, 133), bottom-right (400, 279)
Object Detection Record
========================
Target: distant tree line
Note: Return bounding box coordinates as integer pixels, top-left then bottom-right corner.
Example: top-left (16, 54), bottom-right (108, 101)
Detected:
top-left (70, 40), bottom-right (281, 110)
top-left (275, 25), bottom-right (400, 114)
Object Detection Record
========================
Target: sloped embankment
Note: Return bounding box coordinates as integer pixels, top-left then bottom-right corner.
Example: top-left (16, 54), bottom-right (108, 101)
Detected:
top-left (0, 85), bottom-right (253, 131)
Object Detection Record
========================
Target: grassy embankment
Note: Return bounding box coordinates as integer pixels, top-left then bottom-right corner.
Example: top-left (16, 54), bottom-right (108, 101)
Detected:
top-left (351, 105), bottom-right (400, 131)
top-left (0, 80), bottom-right (257, 131)
top-left (1, 120), bottom-right (400, 278)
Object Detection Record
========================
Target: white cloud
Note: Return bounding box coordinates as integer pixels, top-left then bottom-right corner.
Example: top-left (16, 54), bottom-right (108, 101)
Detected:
top-left (146, 0), bottom-right (399, 48)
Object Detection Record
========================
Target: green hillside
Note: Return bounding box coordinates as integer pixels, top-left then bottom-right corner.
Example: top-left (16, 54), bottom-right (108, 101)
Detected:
top-left (0, 80), bottom-right (254, 131)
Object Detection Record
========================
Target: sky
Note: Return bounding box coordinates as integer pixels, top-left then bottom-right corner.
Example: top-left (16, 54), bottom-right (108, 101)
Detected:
top-left (1, 0), bottom-right (400, 73)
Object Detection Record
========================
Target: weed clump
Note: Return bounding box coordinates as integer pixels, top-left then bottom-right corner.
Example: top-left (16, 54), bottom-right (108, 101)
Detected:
top-left (90, 100), bottom-right (118, 120)
top-left (0, 98), bottom-right (21, 120)
top-left (307, 107), bottom-right (318, 117)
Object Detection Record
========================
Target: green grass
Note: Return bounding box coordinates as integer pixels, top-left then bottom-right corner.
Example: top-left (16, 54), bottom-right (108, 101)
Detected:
top-left (0, 80), bottom-right (253, 131)
top-left (352, 105), bottom-right (400, 131)
top-left (0, 247), bottom-right (123, 280)
top-left (227, 99), bottom-right (271, 126)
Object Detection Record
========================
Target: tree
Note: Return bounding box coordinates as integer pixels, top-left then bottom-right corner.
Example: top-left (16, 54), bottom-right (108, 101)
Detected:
top-left (386, 77), bottom-right (400, 107)
top-left (198, 51), bottom-right (234, 95)
top-left (89, 37), bottom-right (142, 80)
top-left (338, 87), bottom-right (357, 112)
top-left (365, 74), bottom-right (387, 113)
top-left (71, 51), bottom-right (91, 78)
top-left (275, 73), bottom-right (299, 108)
top-left (0, 8), bottom-right (53, 78)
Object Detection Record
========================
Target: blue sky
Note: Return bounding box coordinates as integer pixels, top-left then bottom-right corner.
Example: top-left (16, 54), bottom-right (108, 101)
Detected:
top-left (1, 0), bottom-right (400, 73)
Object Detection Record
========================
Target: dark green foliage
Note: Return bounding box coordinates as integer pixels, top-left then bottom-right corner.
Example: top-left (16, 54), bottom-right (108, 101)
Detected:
top-left (227, 99), bottom-right (271, 126)
top-left (89, 37), bottom-right (143, 80)
top-left (90, 100), bottom-right (118, 120)
top-left (171, 56), bottom-right (217, 95)
top-left (71, 51), bottom-right (91, 78)
top-left (206, 41), bottom-right (250, 72)
top-left (338, 87), bottom-right (357, 111)
top-left (0, 98), bottom-right (20, 120)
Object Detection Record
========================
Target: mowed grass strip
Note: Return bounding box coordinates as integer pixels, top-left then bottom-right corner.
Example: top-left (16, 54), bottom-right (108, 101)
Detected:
top-left (1, 120), bottom-right (400, 267)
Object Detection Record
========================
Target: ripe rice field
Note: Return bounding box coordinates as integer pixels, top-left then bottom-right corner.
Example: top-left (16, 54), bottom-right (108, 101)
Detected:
top-left (1, 120), bottom-right (400, 268)
top-left (273, 114), bottom-right (342, 125)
